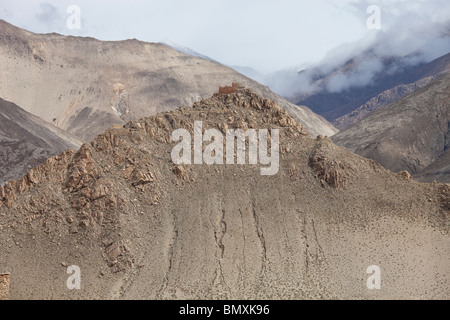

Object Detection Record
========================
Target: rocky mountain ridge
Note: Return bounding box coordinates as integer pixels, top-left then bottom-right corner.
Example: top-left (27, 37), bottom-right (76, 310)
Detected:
top-left (0, 86), bottom-right (448, 299)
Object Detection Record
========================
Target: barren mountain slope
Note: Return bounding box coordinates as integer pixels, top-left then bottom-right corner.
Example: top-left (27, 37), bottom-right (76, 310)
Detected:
top-left (0, 86), bottom-right (448, 299)
top-left (0, 97), bottom-right (82, 185)
top-left (0, 19), bottom-right (336, 141)
top-left (332, 74), bottom-right (450, 183)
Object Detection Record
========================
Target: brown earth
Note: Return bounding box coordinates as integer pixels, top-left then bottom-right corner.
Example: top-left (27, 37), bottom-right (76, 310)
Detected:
top-left (0, 86), bottom-right (448, 299)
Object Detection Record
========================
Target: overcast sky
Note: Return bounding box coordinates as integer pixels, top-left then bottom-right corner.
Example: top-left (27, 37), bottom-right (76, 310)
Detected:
top-left (1, 0), bottom-right (449, 74)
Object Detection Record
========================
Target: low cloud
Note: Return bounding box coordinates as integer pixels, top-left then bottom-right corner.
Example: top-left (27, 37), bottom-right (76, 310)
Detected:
top-left (263, 0), bottom-right (450, 98)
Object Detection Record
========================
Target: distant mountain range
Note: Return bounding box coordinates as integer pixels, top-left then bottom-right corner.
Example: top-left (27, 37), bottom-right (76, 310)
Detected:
top-left (0, 19), bottom-right (338, 185)
top-left (333, 73), bottom-right (450, 182)
top-left (291, 51), bottom-right (450, 129)
top-left (0, 20), bottom-right (336, 144)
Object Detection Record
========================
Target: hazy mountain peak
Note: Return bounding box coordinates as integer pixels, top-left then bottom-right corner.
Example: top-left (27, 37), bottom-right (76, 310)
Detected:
top-left (0, 20), bottom-right (337, 142)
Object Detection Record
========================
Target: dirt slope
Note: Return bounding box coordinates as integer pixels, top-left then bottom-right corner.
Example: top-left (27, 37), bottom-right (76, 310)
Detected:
top-left (0, 86), bottom-right (448, 299)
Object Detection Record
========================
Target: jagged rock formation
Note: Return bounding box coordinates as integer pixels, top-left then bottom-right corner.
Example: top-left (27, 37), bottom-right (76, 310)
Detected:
top-left (0, 19), bottom-right (337, 141)
top-left (0, 98), bottom-right (82, 185)
top-left (332, 74), bottom-right (450, 183)
top-left (0, 86), bottom-right (448, 299)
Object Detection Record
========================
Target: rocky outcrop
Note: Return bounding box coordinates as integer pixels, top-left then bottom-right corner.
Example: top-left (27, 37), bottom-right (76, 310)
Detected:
top-left (309, 136), bottom-right (351, 189)
top-left (0, 85), bottom-right (448, 300)
top-left (1, 84), bottom-right (306, 230)
top-left (0, 149), bottom-right (75, 208)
